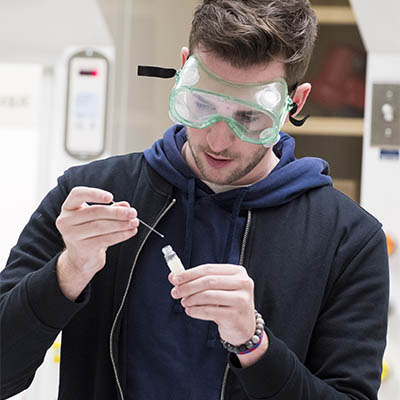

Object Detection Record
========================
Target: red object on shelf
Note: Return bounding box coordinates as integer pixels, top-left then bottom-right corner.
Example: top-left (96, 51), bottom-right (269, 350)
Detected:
top-left (310, 45), bottom-right (366, 111)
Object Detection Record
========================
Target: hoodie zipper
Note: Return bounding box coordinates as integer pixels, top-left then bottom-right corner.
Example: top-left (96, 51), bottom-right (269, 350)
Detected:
top-left (220, 210), bottom-right (252, 400)
top-left (109, 198), bottom-right (177, 400)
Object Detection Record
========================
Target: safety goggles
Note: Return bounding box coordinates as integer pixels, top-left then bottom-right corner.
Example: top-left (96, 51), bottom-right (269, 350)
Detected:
top-left (168, 55), bottom-right (294, 146)
top-left (138, 55), bottom-right (308, 146)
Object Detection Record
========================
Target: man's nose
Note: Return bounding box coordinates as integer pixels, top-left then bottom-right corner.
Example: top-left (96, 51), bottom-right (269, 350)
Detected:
top-left (206, 121), bottom-right (236, 153)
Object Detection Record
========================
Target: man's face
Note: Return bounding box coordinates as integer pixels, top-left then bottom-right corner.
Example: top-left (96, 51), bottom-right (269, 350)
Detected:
top-left (183, 50), bottom-right (286, 186)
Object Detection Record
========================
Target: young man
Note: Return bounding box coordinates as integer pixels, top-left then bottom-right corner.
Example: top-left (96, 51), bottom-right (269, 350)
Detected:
top-left (0, 1), bottom-right (389, 399)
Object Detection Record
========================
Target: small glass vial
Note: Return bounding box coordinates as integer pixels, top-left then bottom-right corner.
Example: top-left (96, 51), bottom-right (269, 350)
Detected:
top-left (162, 245), bottom-right (185, 274)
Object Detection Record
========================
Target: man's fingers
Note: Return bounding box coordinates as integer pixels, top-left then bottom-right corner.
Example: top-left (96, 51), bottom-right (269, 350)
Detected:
top-left (170, 264), bottom-right (245, 285)
top-left (111, 201), bottom-right (131, 208)
top-left (83, 228), bottom-right (138, 249)
top-left (171, 275), bottom-right (247, 299)
top-left (62, 187), bottom-right (113, 211)
top-left (181, 289), bottom-right (239, 308)
top-left (63, 204), bottom-right (137, 226)
top-left (184, 305), bottom-right (230, 322)
top-left (68, 218), bottom-right (139, 241)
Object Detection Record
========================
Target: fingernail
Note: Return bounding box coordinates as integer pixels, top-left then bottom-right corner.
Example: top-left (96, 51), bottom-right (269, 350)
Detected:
top-left (129, 218), bottom-right (139, 228)
top-left (171, 287), bottom-right (179, 297)
top-left (128, 209), bottom-right (137, 218)
top-left (172, 276), bottom-right (181, 284)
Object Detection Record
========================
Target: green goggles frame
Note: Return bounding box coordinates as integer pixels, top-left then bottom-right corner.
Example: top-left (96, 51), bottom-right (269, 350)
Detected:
top-left (169, 55), bottom-right (295, 146)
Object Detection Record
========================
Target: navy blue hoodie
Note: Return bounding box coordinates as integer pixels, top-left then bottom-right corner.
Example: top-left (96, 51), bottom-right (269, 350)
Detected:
top-left (125, 125), bottom-right (332, 400)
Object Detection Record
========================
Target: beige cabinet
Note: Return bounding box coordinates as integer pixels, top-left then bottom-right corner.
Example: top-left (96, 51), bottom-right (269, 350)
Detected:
top-left (283, 0), bottom-right (365, 202)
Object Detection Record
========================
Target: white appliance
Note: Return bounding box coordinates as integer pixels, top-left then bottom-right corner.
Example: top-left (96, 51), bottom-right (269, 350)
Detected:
top-left (350, 1), bottom-right (400, 397)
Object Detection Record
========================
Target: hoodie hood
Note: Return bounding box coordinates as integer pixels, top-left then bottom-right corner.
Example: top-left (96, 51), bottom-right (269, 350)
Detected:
top-left (143, 124), bottom-right (332, 209)
top-left (144, 124), bottom-right (332, 269)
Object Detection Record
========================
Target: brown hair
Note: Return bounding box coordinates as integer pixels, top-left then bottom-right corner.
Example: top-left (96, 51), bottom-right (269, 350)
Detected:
top-left (189, 0), bottom-right (318, 87)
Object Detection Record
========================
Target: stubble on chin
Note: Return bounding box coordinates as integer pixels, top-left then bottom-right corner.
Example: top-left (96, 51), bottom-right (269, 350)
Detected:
top-left (185, 136), bottom-right (268, 185)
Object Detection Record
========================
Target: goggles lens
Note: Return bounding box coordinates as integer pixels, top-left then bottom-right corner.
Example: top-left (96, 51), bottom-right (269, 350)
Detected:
top-left (176, 90), bottom-right (275, 141)
top-left (169, 55), bottom-right (292, 146)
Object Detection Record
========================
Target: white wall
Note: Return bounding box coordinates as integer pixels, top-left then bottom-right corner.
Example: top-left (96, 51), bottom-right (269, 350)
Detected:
top-left (349, 0), bottom-right (400, 54)
top-left (0, 0), bottom-right (112, 64)
top-left (360, 53), bottom-right (400, 399)
top-left (0, 64), bottom-right (42, 267)
top-left (361, 54), bottom-right (400, 239)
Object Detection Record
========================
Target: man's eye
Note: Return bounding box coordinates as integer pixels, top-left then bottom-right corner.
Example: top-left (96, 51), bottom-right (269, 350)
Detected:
top-left (195, 101), bottom-right (216, 113)
top-left (195, 101), bottom-right (209, 109)
top-left (239, 114), bottom-right (260, 123)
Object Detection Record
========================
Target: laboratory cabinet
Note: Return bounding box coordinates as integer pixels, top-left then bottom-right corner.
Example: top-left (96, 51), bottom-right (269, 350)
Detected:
top-left (283, 0), bottom-right (365, 202)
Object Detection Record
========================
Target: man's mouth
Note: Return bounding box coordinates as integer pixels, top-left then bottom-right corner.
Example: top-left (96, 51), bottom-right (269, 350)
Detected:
top-left (204, 152), bottom-right (232, 169)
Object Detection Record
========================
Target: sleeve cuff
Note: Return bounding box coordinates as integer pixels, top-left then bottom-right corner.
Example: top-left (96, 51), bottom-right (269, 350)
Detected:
top-left (228, 327), bottom-right (295, 398)
top-left (25, 253), bottom-right (90, 330)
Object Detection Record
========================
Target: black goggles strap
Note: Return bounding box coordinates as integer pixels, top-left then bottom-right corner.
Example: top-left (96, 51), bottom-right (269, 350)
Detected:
top-left (137, 65), bottom-right (177, 79)
top-left (138, 65), bottom-right (310, 127)
top-left (288, 82), bottom-right (310, 127)
top-left (289, 102), bottom-right (310, 127)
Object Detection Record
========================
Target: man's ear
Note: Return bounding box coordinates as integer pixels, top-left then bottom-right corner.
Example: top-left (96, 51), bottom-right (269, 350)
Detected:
top-left (181, 47), bottom-right (190, 68)
top-left (285, 83), bottom-right (311, 122)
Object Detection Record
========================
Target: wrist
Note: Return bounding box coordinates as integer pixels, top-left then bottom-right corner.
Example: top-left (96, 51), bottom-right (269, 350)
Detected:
top-left (57, 251), bottom-right (93, 302)
top-left (239, 329), bottom-right (265, 355)
top-left (237, 330), bottom-right (269, 368)
top-left (221, 310), bottom-right (266, 354)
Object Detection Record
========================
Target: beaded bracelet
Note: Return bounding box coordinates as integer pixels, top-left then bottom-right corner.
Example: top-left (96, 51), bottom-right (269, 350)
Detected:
top-left (220, 310), bottom-right (265, 355)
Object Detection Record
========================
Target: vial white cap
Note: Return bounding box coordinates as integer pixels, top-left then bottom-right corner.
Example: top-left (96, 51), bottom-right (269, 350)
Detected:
top-left (162, 245), bottom-right (173, 256)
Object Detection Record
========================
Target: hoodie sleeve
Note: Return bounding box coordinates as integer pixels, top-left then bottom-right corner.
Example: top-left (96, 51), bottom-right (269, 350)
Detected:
top-left (0, 176), bottom-right (90, 399)
top-left (229, 227), bottom-right (389, 400)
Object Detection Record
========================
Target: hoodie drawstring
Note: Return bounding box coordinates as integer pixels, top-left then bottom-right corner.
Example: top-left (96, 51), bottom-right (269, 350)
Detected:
top-left (183, 177), bottom-right (196, 268)
top-left (222, 189), bottom-right (248, 263)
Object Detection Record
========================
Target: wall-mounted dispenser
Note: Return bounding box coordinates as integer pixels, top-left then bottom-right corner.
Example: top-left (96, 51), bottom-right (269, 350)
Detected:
top-left (64, 49), bottom-right (109, 160)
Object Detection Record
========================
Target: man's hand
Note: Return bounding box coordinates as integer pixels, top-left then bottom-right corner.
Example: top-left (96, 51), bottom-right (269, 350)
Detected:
top-left (169, 264), bottom-right (269, 366)
top-left (169, 264), bottom-right (261, 338)
top-left (56, 186), bottom-right (139, 301)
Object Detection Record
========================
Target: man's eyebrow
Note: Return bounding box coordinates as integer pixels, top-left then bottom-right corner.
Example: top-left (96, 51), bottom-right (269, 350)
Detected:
top-left (234, 109), bottom-right (264, 119)
top-left (192, 93), bottom-right (212, 104)
top-left (192, 93), bottom-right (264, 118)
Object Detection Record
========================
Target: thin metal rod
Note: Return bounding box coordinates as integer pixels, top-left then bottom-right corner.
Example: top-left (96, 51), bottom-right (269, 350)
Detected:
top-left (137, 218), bottom-right (165, 238)
top-left (110, 201), bottom-right (164, 238)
